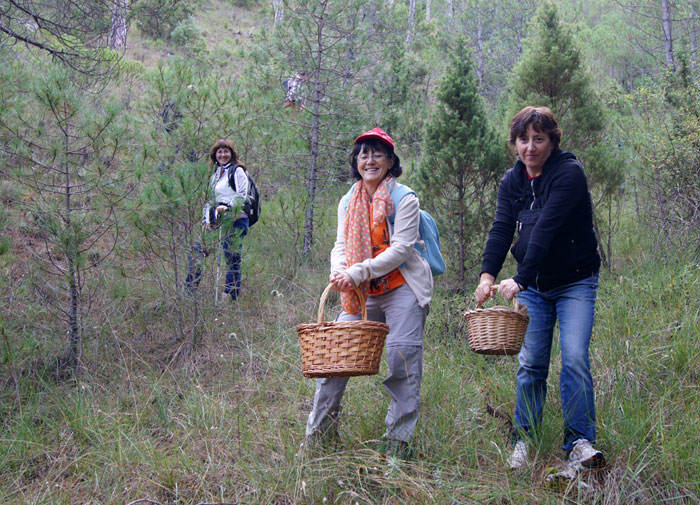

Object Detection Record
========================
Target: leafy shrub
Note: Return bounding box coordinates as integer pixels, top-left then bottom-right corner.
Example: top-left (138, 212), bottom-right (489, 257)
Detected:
top-left (133, 0), bottom-right (199, 40)
top-left (170, 18), bottom-right (201, 47)
top-left (633, 60), bottom-right (700, 250)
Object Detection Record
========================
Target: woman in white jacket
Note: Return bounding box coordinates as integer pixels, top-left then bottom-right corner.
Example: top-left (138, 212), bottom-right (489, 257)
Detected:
top-left (305, 128), bottom-right (433, 458)
top-left (185, 139), bottom-right (249, 301)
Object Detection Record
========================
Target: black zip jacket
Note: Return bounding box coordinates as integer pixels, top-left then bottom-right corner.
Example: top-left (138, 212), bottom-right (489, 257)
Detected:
top-left (480, 148), bottom-right (600, 292)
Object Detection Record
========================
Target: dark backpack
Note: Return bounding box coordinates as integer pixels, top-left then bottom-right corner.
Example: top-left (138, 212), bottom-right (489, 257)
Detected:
top-left (230, 165), bottom-right (261, 226)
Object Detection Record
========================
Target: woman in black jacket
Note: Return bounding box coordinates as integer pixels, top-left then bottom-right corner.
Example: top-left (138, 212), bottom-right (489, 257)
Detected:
top-left (475, 106), bottom-right (605, 470)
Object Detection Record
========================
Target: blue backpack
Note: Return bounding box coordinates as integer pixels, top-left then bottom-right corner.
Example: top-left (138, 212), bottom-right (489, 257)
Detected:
top-left (342, 182), bottom-right (445, 277)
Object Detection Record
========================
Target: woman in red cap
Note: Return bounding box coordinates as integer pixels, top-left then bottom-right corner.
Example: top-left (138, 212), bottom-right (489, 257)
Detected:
top-left (304, 127), bottom-right (433, 458)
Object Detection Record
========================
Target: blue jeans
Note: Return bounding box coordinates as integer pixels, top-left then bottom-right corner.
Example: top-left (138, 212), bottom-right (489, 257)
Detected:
top-left (513, 274), bottom-right (599, 452)
top-left (186, 217), bottom-right (248, 300)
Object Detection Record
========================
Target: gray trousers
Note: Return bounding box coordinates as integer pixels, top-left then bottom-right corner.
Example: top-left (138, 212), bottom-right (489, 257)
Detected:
top-left (305, 284), bottom-right (428, 442)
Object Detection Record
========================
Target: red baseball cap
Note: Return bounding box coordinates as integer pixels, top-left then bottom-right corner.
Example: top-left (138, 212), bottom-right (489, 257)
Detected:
top-left (354, 127), bottom-right (394, 150)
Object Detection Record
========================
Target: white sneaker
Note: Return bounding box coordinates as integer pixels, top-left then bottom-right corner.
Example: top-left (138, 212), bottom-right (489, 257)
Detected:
top-left (568, 439), bottom-right (605, 468)
top-left (507, 440), bottom-right (528, 469)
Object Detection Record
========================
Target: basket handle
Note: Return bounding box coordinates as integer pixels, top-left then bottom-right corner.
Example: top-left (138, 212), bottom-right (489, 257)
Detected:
top-left (317, 283), bottom-right (367, 323)
top-left (475, 284), bottom-right (523, 313)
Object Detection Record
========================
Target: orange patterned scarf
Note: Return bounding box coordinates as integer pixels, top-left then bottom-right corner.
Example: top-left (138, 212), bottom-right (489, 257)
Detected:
top-left (341, 176), bottom-right (394, 314)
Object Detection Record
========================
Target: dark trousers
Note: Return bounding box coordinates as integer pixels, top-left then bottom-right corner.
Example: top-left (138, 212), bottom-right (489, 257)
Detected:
top-left (186, 217), bottom-right (249, 300)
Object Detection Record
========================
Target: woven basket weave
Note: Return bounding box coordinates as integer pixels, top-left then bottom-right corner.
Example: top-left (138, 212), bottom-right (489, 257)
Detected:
top-left (297, 283), bottom-right (389, 378)
top-left (464, 295), bottom-right (529, 356)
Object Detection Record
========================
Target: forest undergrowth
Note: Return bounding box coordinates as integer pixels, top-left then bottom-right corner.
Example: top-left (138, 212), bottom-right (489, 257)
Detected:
top-left (1, 201), bottom-right (698, 505)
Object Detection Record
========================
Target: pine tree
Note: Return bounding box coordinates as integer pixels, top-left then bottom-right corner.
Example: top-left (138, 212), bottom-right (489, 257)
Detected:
top-left (416, 40), bottom-right (505, 285)
top-left (635, 58), bottom-right (700, 248)
top-left (0, 62), bottom-right (129, 373)
top-left (371, 46), bottom-right (430, 170)
top-left (507, 2), bottom-right (603, 149)
top-left (131, 58), bottom-right (248, 351)
top-left (261, 0), bottom-right (373, 259)
top-left (0, 0), bottom-right (118, 74)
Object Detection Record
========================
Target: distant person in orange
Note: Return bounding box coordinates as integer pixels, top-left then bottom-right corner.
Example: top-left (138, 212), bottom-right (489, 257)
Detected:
top-left (283, 72), bottom-right (307, 111)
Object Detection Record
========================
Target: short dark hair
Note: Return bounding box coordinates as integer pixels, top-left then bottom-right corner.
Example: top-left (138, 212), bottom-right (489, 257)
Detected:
top-left (509, 106), bottom-right (562, 149)
top-left (348, 139), bottom-right (402, 180)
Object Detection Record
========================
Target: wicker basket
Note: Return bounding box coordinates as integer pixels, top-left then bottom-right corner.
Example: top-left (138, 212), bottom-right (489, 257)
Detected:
top-left (297, 283), bottom-right (389, 378)
top-left (464, 295), bottom-right (529, 356)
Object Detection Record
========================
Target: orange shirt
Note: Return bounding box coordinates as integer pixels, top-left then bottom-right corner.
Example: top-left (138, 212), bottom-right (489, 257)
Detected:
top-left (368, 203), bottom-right (406, 296)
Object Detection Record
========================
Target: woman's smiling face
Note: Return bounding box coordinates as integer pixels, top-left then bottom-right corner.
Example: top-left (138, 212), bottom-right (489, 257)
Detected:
top-left (357, 146), bottom-right (392, 191)
top-left (216, 147), bottom-right (232, 166)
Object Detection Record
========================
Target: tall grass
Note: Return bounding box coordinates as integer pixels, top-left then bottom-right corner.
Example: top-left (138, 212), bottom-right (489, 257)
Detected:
top-left (1, 200), bottom-right (699, 504)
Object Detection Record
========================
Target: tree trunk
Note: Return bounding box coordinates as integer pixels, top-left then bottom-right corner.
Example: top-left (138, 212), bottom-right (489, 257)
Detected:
top-left (475, 14), bottom-right (484, 86)
top-left (108, 0), bottom-right (129, 49)
top-left (406, 0), bottom-right (416, 45)
top-left (67, 256), bottom-right (82, 370)
top-left (169, 222), bottom-right (187, 342)
top-left (302, 96), bottom-right (319, 256)
top-left (63, 133), bottom-right (81, 371)
top-left (691, 3), bottom-right (697, 70)
top-left (661, 0), bottom-right (675, 70)
top-left (458, 174), bottom-right (466, 285)
top-left (446, 0), bottom-right (453, 19)
top-left (516, 11), bottom-right (525, 55)
top-left (303, 5), bottom-right (326, 257)
top-left (273, 0), bottom-right (284, 26)
top-left (426, 0), bottom-right (431, 23)
top-left (607, 198), bottom-right (613, 270)
top-left (343, 24), bottom-right (355, 89)
top-left (592, 218), bottom-right (608, 268)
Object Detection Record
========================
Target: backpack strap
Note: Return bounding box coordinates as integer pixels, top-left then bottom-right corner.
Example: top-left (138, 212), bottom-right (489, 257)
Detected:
top-left (340, 182), bottom-right (358, 212)
top-left (228, 164), bottom-right (245, 193)
top-left (340, 181), bottom-right (432, 272)
top-left (341, 182), bottom-right (416, 220)
top-left (388, 183), bottom-right (416, 225)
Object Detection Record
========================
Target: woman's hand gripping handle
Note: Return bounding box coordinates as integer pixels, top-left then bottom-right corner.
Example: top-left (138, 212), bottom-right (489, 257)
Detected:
top-left (329, 270), bottom-right (355, 293)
